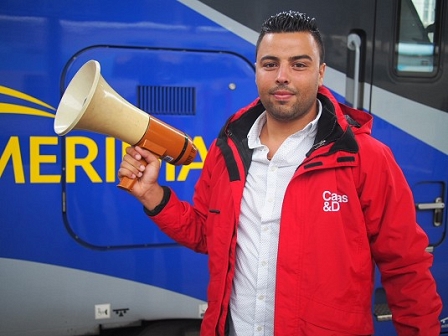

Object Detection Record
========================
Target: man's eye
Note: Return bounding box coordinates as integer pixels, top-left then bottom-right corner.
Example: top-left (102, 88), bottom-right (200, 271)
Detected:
top-left (263, 63), bottom-right (277, 68)
top-left (293, 63), bottom-right (306, 68)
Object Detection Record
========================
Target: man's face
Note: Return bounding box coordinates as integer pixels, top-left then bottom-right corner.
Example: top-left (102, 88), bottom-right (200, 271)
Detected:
top-left (255, 32), bottom-right (326, 122)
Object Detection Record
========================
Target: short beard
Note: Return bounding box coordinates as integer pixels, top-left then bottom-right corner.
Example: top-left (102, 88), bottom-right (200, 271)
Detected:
top-left (263, 98), bottom-right (316, 123)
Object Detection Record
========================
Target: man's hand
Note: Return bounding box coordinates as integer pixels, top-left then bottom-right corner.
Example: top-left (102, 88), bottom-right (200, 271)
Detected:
top-left (118, 146), bottom-right (165, 210)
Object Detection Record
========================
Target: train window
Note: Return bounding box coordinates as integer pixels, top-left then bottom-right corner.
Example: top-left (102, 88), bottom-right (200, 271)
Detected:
top-left (395, 0), bottom-right (439, 75)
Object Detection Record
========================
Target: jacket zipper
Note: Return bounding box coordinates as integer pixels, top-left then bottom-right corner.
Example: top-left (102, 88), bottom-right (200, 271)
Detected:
top-left (311, 139), bottom-right (326, 151)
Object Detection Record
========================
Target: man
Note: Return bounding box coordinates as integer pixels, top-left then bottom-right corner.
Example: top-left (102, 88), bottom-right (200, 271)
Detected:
top-left (118, 11), bottom-right (442, 336)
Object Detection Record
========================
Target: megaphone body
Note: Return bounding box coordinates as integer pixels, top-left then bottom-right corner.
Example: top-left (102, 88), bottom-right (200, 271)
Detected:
top-left (54, 60), bottom-right (197, 191)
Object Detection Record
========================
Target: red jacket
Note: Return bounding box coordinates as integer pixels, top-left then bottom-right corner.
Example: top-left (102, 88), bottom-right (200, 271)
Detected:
top-left (151, 87), bottom-right (442, 335)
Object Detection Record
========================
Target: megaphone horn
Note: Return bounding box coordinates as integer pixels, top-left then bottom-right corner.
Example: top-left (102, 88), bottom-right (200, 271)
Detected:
top-left (54, 60), bottom-right (197, 191)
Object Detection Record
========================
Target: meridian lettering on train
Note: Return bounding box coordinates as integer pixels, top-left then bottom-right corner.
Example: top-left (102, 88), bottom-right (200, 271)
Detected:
top-left (0, 135), bottom-right (207, 184)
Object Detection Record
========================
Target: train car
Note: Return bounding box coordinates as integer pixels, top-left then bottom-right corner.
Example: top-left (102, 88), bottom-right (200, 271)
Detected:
top-left (0, 0), bottom-right (446, 335)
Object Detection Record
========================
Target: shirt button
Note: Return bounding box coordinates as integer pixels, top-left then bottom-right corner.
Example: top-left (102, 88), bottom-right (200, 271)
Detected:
top-left (257, 326), bottom-right (262, 331)
top-left (258, 295), bottom-right (264, 300)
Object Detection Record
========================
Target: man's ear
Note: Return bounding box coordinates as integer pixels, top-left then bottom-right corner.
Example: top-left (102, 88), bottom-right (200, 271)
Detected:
top-left (318, 63), bottom-right (326, 86)
top-left (254, 63), bottom-right (257, 83)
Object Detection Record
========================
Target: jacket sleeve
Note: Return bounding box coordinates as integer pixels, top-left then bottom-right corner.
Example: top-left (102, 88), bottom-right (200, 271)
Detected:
top-left (357, 138), bottom-right (442, 335)
top-left (148, 140), bottom-right (221, 254)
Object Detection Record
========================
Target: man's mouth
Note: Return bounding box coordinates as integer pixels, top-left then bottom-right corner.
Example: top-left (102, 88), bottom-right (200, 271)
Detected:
top-left (272, 90), bottom-right (294, 100)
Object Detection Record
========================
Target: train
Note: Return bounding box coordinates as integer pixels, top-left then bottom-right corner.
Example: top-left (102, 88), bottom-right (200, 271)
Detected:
top-left (0, 0), bottom-right (447, 335)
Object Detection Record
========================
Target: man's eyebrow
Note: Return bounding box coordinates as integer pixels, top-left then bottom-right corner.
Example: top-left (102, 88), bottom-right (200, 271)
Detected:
top-left (259, 54), bottom-right (313, 62)
top-left (259, 55), bottom-right (279, 62)
top-left (289, 55), bottom-right (313, 62)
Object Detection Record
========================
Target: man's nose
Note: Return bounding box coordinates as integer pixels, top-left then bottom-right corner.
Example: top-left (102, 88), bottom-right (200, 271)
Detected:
top-left (276, 64), bottom-right (290, 84)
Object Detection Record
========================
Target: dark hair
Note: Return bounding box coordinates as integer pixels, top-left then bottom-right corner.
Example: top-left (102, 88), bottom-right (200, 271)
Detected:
top-left (256, 11), bottom-right (325, 64)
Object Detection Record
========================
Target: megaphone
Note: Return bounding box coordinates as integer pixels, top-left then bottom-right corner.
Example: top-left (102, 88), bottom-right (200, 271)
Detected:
top-left (54, 60), bottom-right (197, 191)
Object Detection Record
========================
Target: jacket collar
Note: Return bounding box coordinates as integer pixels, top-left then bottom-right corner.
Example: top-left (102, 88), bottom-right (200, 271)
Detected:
top-left (217, 87), bottom-right (365, 180)
top-left (311, 92), bottom-right (359, 157)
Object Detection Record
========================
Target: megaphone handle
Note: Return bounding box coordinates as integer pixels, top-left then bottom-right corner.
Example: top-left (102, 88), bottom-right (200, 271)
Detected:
top-left (117, 138), bottom-right (165, 191)
top-left (117, 157), bottom-right (148, 191)
top-left (117, 176), bottom-right (137, 191)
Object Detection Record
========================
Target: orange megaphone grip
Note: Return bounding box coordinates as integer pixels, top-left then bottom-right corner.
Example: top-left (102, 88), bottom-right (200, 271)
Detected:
top-left (117, 176), bottom-right (138, 191)
top-left (117, 138), bottom-right (167, 191)
top-left (117, 157), bottom-right (146, 191)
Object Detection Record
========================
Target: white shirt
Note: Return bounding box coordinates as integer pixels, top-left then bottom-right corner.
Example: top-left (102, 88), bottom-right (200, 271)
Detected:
top-left (229, 100), bottom-right (322, 336)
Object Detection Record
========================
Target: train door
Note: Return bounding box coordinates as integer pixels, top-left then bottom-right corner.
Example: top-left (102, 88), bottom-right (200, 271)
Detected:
top-left (362, 0), bottom-right (448, 333)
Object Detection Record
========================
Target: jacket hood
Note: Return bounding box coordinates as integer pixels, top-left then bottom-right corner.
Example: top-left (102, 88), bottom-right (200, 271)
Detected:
top-left (318, 86), bottom-right (373, 136)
